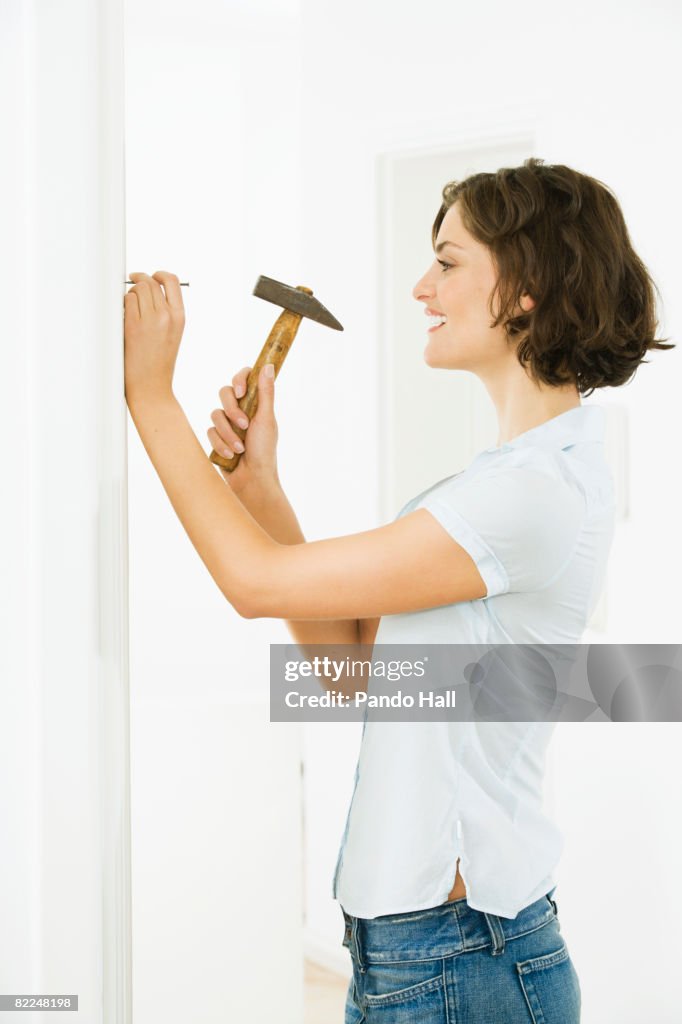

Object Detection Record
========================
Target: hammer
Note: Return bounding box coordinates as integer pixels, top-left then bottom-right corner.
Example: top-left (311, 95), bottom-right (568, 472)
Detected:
top-left (209, 275), bottom-right (343, 472)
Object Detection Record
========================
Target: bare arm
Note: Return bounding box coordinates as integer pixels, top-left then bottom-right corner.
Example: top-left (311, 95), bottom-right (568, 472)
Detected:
top-left (129, 395), bottom-right (486, 620)
top-left (226, 473), bottom-right (361, 649)
top-left (225, 474), bottom-right (379, 696)
top-left (124, 284), bottom-right (477, 698)
top-left (208, 360), bottom-right (377, 693)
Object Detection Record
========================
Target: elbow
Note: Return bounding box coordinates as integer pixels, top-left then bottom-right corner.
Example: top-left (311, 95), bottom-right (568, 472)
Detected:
top-left (237, 589), bottom-right (280, 619)
top-left (237, 601), bottom-right (259, 620)
top-left (225, 580), bottom-right (265, 620)
top-left (227, 589), bottom-right (260, 619)
top-left (233, 589), bottom-right (285, 620)
top-left (222, 544), bottom-right (285, 619)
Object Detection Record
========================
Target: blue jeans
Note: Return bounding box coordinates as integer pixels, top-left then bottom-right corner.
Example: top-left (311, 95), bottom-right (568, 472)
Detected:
top-left (341, 888), bottom-right (580, 1023)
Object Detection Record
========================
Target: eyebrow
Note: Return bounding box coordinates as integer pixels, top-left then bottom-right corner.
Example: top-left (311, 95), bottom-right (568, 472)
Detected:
top-left (435, 240), bottom-right (465, 253)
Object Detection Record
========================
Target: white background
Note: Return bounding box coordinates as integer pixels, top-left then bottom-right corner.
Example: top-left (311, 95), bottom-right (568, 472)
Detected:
top-left (125, 0), bottom-right (682, 1018)
top-left (127, 2), bottom-right (679, 1015)
top-left (2, 0), bottom-right (681, 1021)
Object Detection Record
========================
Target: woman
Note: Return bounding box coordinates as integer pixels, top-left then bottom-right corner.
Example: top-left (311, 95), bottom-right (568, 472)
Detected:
top-left (124, 157), bottom-right (672, 1022)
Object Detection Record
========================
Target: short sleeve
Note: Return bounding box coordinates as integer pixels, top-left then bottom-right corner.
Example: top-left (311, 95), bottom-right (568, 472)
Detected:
top-left (415, 466), bottom-right (585, 598)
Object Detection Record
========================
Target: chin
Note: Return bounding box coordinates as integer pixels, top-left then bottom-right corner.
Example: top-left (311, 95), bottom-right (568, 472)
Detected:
top-left (424, 346), bottom-right (448, 369)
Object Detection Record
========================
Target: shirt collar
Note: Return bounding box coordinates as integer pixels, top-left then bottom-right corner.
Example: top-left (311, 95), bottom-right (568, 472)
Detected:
top-left (484, 404), bottom-right (607, 454)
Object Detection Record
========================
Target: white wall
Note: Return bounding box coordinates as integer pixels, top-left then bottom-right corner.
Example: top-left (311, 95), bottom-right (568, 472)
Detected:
top-left (9, 1), bottom-right (677, 1019)
top-left (124, 2), bottom-right (305, 1021)
top-left (0, 1), bottom-right (130, 1021)
top-left (130, 701), bottom-right (302, 1022)
top-left (548, 723), bottom-right (682, 1022)
top-left (297, 1), bottom-right (682, 1018)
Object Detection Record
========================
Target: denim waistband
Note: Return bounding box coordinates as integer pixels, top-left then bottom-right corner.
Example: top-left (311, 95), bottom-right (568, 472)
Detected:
top-left (342, 889), bottom-right (558, 970)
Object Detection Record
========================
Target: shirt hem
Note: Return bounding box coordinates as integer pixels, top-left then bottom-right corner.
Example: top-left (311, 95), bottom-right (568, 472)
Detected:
top-left (458, 873), bottom-right (558, 920)
top-left (334, 872), bottom-right (557, 922)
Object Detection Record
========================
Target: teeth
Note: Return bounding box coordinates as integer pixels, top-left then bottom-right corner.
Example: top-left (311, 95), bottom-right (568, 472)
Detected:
top-left (428, 315), bottom-right (447, 326)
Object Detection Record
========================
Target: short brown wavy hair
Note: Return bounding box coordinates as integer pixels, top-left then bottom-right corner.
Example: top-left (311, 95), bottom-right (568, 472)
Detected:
top-left (432, 157), bottom-right (674, 396)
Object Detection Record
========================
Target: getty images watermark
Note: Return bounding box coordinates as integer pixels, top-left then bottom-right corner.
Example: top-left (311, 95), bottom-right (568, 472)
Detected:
top-left (269, 644), bottom-right (682, 722)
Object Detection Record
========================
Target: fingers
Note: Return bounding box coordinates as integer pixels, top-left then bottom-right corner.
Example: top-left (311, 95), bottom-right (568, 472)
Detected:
top-left (127, 271), bottom-right (185, 319)
top-left (210, 370), bottom-right (248, 446)
top-left (211, 367), bottom-right (255, 456)
top-left (256, 363), bottom-right (276, 419)
top-left (207, 413), bottom-right (245, 458)
top-left (123, 290), bottom-right (140, 319)
top-left (208, 425), bottom-right (238, 460)
top-left (127, 272), bottom-right (162, 312)
top-left (152, 271), bottom-right (185, 318)
top-left (219, 370), bottom-right (251, 426)
top-left (217, 390), bottom-right (249, 429)
top-left (208, 363), bottom-right (278, 459)
top-left (233, 365), bottom-right (252, 399)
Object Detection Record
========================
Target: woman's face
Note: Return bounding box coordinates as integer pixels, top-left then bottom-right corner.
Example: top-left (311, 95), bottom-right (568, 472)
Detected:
top-left (412, 201), bottom-right (534, 372)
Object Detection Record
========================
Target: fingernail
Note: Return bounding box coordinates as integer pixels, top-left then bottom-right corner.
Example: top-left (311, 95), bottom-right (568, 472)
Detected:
top-left (235, 384), bottom-right (244, 397)
top-left (238, 417), bottom-right (248, 429)
top-left (264, 364), bottom-right (275, 379)
top-left (233, 440), bottom-right (245, 453)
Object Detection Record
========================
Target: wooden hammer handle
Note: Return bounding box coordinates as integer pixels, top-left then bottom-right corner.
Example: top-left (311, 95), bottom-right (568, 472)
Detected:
top-left (209, 289), bottom-right (312, 472)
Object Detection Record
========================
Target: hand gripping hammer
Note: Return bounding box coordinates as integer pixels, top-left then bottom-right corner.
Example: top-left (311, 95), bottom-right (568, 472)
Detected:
top-left (209, 274), bottom-right (344, 472)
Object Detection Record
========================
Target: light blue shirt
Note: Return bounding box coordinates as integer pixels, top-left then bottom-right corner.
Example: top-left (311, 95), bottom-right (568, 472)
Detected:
top-left (333, 403), bottom-right (616, 919)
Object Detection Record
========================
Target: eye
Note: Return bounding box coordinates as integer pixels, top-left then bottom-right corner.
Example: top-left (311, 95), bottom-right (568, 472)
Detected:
top-left (437, 259), bottom-right (455, 273)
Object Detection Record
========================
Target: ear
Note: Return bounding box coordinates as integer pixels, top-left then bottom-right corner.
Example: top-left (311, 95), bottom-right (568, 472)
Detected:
top-left (520, 291), bottom-right (536, 313)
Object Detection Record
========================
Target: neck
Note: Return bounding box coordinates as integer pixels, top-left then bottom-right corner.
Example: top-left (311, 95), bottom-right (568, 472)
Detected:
top-left (479, 360), bottom-right (581, 447)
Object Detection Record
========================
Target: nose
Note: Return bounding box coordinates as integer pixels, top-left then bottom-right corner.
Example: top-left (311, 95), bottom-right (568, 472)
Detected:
top-left (412, 267), bottom-right (435, 303)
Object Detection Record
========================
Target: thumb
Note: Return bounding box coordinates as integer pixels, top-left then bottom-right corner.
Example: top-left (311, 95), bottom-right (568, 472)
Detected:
top-left (257, 363), bottom-right (276, 419)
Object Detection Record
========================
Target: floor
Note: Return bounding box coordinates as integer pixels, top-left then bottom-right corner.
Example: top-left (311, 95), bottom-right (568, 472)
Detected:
top-left (304, 959), bottom-right (351, 1024)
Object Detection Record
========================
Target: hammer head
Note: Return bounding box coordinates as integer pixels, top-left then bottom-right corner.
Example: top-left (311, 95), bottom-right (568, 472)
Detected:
top-left (253, 274), bottom-right (343, 331)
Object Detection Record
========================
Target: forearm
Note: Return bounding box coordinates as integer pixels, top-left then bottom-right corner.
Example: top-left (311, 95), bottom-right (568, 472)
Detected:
top-left (127, 393), bottom-right (273, 616)
top-left (224, 473), bottom-right (306, 546)
top-left (228, 475), bottom-right (361, 650)
top-left (127, 391), bottom-right (360, 660)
